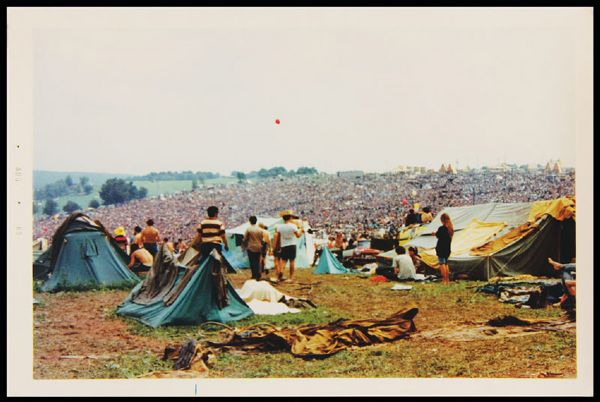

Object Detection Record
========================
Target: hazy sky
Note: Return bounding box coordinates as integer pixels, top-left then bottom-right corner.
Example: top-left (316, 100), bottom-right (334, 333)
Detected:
top-left (32, 8), bottom-right (584, 176)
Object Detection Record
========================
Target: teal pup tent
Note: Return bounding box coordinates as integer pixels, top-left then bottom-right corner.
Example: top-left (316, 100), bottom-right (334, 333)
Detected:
top-left (314, 247), bottom-right (349, 274)
top-left (35, 213), bottom-right (140, 292)
top-left (117, 247), bottom-right (253, 327)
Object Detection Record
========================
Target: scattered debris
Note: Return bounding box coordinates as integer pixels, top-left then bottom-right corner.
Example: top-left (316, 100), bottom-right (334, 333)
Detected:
top-left (487, 315), bottom-right (533, 327)
top-left (391, 284), bottom-right (413, 291)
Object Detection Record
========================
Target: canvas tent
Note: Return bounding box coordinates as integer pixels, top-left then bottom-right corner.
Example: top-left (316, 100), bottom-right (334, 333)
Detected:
top-left (403, 197), bottom-right (575, 280)
top-left (117, 248), bottom-right (253, 327)
top-left (34, 213), bottom-right (140, 291)
top-left (226, 217), bottom-right (315, 269)
top-left (314, 247), bottom-right (349, 274)
top-left (177, 245), bottom-right (237, 273)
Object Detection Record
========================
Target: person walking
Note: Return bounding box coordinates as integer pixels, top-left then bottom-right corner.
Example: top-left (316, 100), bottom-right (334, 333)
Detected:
top-left (258, 223), bottom-right (271, 276)
top-left (273, 210), bottom-right (303, 282)
top-left (435, 213), bottom-right (454, 284)
top-left (197, 205), bottom-right (229, 259)
top-left (242, 216), bottom-right (266, 280)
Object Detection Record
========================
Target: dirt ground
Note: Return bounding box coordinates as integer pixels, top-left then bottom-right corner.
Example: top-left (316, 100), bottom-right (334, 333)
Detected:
top-left (33, 268), bottom-right (577, 379)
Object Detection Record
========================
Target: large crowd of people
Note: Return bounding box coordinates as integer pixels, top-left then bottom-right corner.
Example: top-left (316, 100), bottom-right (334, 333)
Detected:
top-left (33, 170), bottom-right (575, 246)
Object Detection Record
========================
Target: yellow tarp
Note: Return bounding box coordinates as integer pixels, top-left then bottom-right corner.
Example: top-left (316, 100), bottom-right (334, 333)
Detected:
top-left (470, 221), bottom-right (539, 256)
top-left (528, 196), bottom-right (576, 222)
top-left (398, 225), bottom-right (426, 246)
top-left (419, 219), bottom-right (507, 268)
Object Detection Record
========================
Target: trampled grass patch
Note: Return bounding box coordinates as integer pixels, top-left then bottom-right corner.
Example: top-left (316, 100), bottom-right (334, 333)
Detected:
top-left (34, 269), bottom-right (577, 379)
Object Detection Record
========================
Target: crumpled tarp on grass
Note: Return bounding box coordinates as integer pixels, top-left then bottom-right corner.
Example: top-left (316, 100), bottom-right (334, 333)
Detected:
top-left (206, 306), bottom-right (418, 358)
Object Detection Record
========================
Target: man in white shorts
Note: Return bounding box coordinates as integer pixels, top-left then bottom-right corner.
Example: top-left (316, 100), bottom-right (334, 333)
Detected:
top-left (273, 212), bottom-right (303, 282)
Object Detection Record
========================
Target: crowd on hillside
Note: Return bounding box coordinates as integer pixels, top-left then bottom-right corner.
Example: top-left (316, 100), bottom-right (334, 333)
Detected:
top-left (33, 170), bottom-right (575, 245)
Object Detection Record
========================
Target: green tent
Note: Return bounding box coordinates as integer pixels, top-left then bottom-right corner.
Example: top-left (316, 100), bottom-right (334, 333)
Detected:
top-left (314, 247), bottom-right (349, 274)
top-left (117, 249), bottom-right (253, 328)
top-left (404, 197), bottom-right (576, 280)
top-left (36, 213), bottom-right (140, 292)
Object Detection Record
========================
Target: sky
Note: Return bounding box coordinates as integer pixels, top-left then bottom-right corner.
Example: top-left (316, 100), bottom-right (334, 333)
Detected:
top-left (31, 8), bottom-right (584, 176)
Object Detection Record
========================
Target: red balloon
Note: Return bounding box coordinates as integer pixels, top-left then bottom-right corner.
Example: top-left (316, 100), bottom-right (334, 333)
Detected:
top-left (275, 119), bottom-right (280, 125)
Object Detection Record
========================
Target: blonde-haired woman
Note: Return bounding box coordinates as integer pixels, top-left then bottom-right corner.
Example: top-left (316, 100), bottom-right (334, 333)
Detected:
top-left (435, 213), bottom-right (454, 284)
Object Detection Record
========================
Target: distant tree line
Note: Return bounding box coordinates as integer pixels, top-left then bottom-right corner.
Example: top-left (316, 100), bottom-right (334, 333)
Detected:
top-left (34, 175), bottom-right (94, 200)
top-left (128, 171), bottom-right (220, 181)
top-left (232, 166), bottom-right (319, 180)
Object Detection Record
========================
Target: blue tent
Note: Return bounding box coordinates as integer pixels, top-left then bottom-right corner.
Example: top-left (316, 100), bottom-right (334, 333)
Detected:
top-left (37, 213), bottom-right (140, 292)
top-left (117, 250), bottom-right (252, 328)
top-left (314, 247), bottom-right (349, 274)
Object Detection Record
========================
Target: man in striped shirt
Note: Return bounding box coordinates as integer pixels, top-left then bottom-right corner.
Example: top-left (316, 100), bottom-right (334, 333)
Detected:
top-left (197, 205), bottom-right (229, 258)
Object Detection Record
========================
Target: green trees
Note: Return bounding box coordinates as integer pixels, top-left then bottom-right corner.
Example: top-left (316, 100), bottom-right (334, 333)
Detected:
top-left (99, 178), bottom-right (148, 205)
top-left (63, 201), bottom-right (82, 214)
top-left (43, 199), bottom-right (59, 216)
top-left (235, 172), bottom-right (247, 183)
top-left (129, 171), bottom-right (220, 181)
top-left (89, 199), bottom-right (100, 209)
top-left (34, 175), bottom-right (95, 200)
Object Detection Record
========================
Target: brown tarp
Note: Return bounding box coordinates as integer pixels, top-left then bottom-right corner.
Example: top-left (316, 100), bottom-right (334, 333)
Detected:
top-left (211, 306), bottom-right (418, 358)
top-left (163, 249), bottom-right (229, 307)
top-left (132, 244), bottom-right (181, 305)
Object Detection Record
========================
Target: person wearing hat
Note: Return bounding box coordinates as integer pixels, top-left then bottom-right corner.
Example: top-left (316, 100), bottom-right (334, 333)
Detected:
top-left (273, 210), bottom-right (303, 282)
top-left (113, 226), bottom-right (129, 253)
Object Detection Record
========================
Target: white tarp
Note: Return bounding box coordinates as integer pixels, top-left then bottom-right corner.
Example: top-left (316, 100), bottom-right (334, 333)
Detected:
top-left (236, 280), bottom-right (300, 315)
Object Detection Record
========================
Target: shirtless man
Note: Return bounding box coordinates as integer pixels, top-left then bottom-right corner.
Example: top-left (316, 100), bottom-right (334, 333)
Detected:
top-left (129, 226), bottom-right (143, 255)
top-left (128, 242), bottom-right (154, 274)
top-left (141, 219), bottom-right (161, 257)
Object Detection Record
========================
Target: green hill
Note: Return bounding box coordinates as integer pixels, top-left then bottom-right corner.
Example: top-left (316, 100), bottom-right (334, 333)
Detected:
top-left (33, 170), bottom-right (132, 190)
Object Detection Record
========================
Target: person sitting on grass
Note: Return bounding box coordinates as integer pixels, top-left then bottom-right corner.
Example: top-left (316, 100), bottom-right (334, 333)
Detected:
top-left (392, 245), bottom-right (417, 281)
top-left (548, 257), bottom-right (576, 306)
top-left (408, 246), bottom-right (423, 274)
top-left (128, 241), bottom-right (154, 274)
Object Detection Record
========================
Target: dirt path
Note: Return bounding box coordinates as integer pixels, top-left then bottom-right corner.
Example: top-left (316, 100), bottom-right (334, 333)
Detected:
top-left (34, 290), bottom-right (165, 379)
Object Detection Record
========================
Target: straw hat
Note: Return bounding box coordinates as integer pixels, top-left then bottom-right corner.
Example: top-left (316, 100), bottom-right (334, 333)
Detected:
top-left (278, 209), bottom-right (299, 219)
top-left (114, 226), bottom-right (126, 236)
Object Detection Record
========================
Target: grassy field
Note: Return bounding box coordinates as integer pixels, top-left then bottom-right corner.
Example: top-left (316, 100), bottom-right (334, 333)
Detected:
top-left (33, 269), bottom-right (576, 379)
